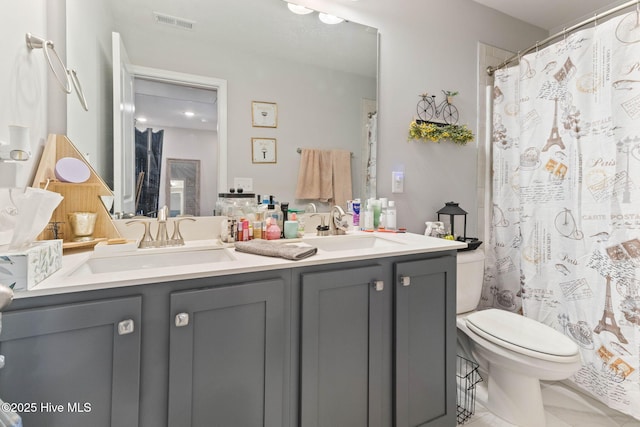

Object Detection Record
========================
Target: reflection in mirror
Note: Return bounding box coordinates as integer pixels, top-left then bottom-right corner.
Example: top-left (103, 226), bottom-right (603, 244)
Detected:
top-left (134, 78), bottom-right (217, 217)
top-left (135, 128), bottom-right (164, 216)
top-left (65, 0), bottom-right (378, 214)
top-left (166, 159), bottom-right (200, 217)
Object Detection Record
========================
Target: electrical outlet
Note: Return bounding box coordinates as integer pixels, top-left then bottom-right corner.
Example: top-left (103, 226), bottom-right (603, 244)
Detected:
top-left (233, 177), bottom-right (253, 192)
top-left (392, 171), bottom-right (404, 193)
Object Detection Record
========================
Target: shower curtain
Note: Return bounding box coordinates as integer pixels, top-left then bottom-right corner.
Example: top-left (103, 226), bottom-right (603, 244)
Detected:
top-left (135, 128), bottom-right (164, 216)
top-left (483, 10), bottom-right (640, 419)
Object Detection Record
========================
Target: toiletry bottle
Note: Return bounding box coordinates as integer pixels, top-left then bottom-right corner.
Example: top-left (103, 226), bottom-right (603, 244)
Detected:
top-left (253, 221), bottom-right (263, 239)
top-left (363, 202), bottom-right (374, 231)
top-left (281, 202), bottom-right (289, 238)
top-left (284, 212), bottom-right (299, 239)
top-left (297, 214), bottom-right (305, 237)
top-left (370, 198), bottom-right (381, 229)
top-left (236, 219), bottom-right (243, 242)
top-left (379, 198), bottom-right (388, 229)
top-left (386, 201), bottom-right (397, 230)
top-left (266, 217), bottom-right (281, 240)
top-left (352, 199), bottom-right (361, 227)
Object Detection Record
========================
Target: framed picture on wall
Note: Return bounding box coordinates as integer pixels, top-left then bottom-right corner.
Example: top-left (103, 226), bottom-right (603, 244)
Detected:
top-left (252, 101), bottom-right (278, 128)
top-left (252, 138), bottom-right (277, 163)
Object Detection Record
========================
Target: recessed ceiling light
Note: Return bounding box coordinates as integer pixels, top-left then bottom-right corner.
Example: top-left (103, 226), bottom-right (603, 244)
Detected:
top-left (287, 3), bottom-right (313, 15)
top-left (201, 118), bottom-right (208, 123)
top-left (137, 117), bottom-right (148, 123)
top-left (184, 111), bottom-right (195, 117)
top-left (318, 13), bottom-right (344, 24)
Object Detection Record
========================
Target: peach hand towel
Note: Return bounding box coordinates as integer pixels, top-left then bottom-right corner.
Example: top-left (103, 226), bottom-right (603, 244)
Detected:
top-left (295, 149), bottom-right (333, 202)
top-left (331, 149), bottom-right (352, 209)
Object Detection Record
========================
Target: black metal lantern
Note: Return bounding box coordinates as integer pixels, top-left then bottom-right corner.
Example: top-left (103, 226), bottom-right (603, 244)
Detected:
top-left (437, 201), bottom-right (467, 240)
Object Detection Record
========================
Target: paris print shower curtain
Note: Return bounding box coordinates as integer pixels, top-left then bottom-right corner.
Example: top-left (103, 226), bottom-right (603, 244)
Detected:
top-left (482, 10), bottom-right (640, 419)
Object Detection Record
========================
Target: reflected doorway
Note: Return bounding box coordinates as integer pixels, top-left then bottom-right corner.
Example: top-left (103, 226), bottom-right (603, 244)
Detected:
top-left (133, 78), bottom-right (218, 216)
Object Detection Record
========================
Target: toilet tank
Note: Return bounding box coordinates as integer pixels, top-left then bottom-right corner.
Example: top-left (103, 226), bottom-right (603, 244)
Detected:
top-left (456, 249), bottom-right (485, 314)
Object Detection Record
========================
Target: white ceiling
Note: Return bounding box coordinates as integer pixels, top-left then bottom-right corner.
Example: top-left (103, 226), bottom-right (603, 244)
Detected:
top-left (471, 0), bottom-right (626, 31)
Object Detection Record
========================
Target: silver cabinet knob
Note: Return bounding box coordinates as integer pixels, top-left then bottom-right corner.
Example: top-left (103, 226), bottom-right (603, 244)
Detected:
top-left (400, 275), bottom-right (411, 286)
top-left (175, 312), bottom-right (190, 327)
top-left (118, 319), bottom-right (135, 335)
top-left (372, 280), bottom-right (384, 292)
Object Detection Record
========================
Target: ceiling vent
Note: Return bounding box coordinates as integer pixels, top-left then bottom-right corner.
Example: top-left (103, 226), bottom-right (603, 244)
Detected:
top-left (153, 12), bottom-right (195, 31)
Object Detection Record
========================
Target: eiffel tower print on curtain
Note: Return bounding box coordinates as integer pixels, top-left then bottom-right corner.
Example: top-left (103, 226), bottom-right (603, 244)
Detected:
top-left (542, 98), bottom-right (565, 152)
top-left (594, 275), bottom-right (628, 344)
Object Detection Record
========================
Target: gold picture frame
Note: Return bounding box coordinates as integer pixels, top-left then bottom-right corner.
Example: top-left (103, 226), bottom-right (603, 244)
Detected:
top-left (252, 101), bottom-right (278, 128)
top-left (251, 138), bottom-right (277, 163)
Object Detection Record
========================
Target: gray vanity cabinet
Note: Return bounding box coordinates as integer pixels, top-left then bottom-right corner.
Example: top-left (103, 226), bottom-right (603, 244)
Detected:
top-left (299, 264), bottom-right (387, 427)
top-left (0, 296), bottom-right (141, 427)
top-left (394, 256), bottom-right (457, 427)
top-left (167, 278), bottom-right (287, 427)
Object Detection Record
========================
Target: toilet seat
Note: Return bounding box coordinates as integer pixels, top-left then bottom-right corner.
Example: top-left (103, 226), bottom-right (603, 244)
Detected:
top-left (465, 309), bottom-right (579, 362)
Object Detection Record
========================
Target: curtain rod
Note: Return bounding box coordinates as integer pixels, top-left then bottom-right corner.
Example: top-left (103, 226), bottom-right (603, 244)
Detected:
top-left (487, 0), bottom-right (638, 75)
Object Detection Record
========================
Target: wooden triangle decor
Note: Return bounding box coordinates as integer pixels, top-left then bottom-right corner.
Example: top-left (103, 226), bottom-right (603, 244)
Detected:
top-left (32, 134), bottom-right (121, 249)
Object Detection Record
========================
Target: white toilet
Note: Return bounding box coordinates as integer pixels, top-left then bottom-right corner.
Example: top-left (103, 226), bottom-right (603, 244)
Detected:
top-left (456, 249), bottom-right (582, 427)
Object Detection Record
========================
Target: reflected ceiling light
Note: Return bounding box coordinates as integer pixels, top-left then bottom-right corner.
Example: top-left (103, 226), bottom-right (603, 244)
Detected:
top-left (137, 117), bottom-right (148, 123)
top-left (318, 13), bottom-right (344, 24)
top-left (287, 3), bottom-right (313, 15)
top-left (184, 111), bottom-right (195, 117)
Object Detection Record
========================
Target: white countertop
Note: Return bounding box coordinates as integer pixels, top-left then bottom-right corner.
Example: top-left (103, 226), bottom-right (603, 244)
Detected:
top-left (16, 231), bottom-right (466, 299)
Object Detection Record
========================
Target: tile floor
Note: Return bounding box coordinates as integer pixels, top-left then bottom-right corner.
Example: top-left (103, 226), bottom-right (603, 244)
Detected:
top-left (462, 380), bottom-right (640, 427)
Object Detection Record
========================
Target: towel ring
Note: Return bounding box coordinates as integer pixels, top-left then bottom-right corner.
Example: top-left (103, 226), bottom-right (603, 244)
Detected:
top-left (26, 33), bottom-right (71, 94)
top-left (69, 69), bottom-right (89, 111)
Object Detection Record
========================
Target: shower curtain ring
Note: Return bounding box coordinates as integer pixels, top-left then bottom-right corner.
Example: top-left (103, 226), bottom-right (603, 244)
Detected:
top-left (563, 27), bottom-right (567, 42)
top-left (535, 41), bottom-right (539, 54)
top-left (594, 13), bottom-right (598, 28)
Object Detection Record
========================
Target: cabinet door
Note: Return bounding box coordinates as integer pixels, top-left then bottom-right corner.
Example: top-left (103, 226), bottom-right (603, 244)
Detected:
top-left (395, 256), bottom-right (456, 427)
top-left (168, 278), bottom-right (286, 427)
top-left (300, 265), bottom-right (385, 427)
top-left (0, 296), bottom-right (142, 427)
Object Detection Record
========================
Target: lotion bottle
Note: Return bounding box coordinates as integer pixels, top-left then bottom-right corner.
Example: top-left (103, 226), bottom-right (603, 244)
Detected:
top-left (266, 217), bottom-right (281, 240)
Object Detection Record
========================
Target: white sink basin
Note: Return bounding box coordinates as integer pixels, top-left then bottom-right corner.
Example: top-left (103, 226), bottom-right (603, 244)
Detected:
top-left (301, 234), bottom-right (403, 252)
top-left (70, 248), bottom-right (234, 276)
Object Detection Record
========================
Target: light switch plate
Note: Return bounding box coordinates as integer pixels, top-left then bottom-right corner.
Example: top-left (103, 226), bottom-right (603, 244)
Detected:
top-left (234, 177), bottom-right (253, 192)
top-left (392, 171), bottom-right (404, 193)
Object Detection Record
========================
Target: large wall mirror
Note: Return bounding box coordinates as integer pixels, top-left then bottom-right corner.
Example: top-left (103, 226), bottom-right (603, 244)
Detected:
top-left (65, 0), bottom-right (378, 216)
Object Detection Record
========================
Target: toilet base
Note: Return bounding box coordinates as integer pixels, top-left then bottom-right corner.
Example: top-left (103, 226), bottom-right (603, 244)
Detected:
top-left (486, 364), bottom-right (546, 427)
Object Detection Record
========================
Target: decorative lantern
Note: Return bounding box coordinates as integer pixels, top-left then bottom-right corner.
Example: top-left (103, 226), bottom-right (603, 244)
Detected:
top-left (437, 201), bottom-right (467, 240)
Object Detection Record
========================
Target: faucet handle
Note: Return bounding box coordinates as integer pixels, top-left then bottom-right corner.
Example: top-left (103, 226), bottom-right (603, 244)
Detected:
top-left (170, 217), bottom-right (196, 246)
top-left (126, 219), bottom-right (154, 248)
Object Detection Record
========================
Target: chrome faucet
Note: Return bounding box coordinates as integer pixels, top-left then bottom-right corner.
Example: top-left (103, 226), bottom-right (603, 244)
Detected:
top-left (329, 205), bottom-right (351, 235)
top-left (155, 205), bottom-right (170, 247)
top-left (127, 206), bottom-right (186, 248)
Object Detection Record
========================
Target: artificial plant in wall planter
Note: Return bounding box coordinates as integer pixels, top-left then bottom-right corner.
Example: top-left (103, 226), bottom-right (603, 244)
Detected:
top-left (408, 120), bottom-right (475, 145)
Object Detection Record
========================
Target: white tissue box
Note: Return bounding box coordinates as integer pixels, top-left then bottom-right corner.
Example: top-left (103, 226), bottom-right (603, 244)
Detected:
top-left (0, 240), bottom-right (63, 291)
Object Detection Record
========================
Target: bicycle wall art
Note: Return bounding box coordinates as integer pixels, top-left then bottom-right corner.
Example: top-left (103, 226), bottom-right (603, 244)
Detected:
top-left (407, 90), bottom-right (475, 145)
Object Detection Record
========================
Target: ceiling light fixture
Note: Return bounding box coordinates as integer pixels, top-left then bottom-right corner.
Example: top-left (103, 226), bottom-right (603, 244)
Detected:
top-left (318, 13), bottom-right (344, 25)
top-left (287, 3), bottom-right (313, 15)
top-left (184, 111), bottom-right (195, 117)
top-left (137, 117), bottom-right (148, 123)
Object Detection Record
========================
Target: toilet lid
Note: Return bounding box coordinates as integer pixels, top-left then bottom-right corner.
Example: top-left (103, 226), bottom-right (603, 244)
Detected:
top-left (465, 309), bottom-right (578, 358)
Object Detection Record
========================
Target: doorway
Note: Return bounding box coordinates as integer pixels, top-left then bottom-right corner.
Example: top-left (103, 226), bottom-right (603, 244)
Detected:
top-left (133, 78), bottom-right (217, 216)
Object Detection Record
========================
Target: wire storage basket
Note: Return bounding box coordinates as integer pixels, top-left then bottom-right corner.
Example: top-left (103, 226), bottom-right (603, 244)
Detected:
top-left (456, 355), bottom-right (482, 424)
